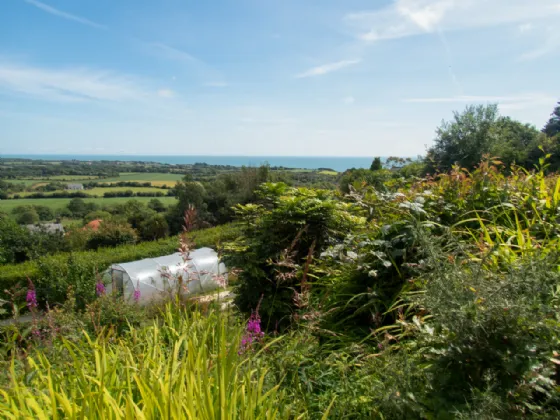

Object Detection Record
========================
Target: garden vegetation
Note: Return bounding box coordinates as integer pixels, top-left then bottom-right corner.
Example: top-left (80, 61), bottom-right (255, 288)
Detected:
top-left (1, 101), bottom-right (560, 418)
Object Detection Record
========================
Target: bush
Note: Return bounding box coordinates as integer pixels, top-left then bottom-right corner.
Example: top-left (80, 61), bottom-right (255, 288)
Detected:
top-left (225, 183), bottom-right (364, 330)
top-left (83, 210), bottom-right (112, 223)
top-left (138, 214), bottom-right (169, 241)
top-left (16, 209), bottom-right (39, 225)
top-left (408, 239), bottom-right (560, 416)
top-left (86, 221), bottom-right (138, 250)
top-left (0, 217), bottom-right (32, 264)
top-left (34, 205), bottom-right (54, 221)
top-left (148, 198), bottom-right (167, 212)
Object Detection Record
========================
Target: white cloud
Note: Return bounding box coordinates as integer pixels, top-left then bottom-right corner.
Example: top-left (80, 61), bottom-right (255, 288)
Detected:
top-left (149, 43), bottom-right (198, 63)
top-left (519, 26), bottom-right (560, 60)
top-left (404, 93), bottom-right (556, 110)
top-left (343, 96), bottom-right (355, 105)
top-left (0, 61), bottom-right (149, 102)
top-left (346, 0), bottom-right (560, 42)
top-left (157, 89), bottom-right (175, 98)
top-left (295, 59), bottom-right (361, 78)
top-left (149, 42), bottom-right (227, 86)
top-left (519, 23), bottom-right (533, 33)
top-left (205, 81), bottom-right (229, 87)
top-left (24, 0), bottom-right (105, 29)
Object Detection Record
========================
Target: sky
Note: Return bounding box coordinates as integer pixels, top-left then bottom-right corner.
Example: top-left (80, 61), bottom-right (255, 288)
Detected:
top-left (0, 0), bottom-right (559, 157)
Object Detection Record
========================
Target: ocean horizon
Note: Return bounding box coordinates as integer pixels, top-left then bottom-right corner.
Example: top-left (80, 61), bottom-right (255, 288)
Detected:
top-left (0, 154), bottom-right (393, 172)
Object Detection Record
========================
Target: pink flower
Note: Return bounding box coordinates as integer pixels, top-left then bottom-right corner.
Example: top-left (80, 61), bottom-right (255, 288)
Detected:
top-left (26, 288), bottom-right (37, 309)
top-left (239, 311), bottom-right (265, 354)
top-left (96, 280), bottom-right (106, 297)
top-left (133, 288), bottom-right (141, 302)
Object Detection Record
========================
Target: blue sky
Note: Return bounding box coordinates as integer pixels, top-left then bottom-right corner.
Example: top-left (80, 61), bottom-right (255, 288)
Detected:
top-left (0, 0), bottom-right (559, 156)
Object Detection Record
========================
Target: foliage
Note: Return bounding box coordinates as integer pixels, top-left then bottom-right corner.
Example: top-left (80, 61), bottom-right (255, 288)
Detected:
top-left (543, 101), bottom-right (560, 137)
top-left (147, 197), bottom-right (167, 212)
top-left (86, 220), bottom-right (138, 250)
top-left (370, 157), bottom-right (383, 171)
top-left (225, 183), bottom-right (364, 330)
top-left (0, 216), bottom-right (32, 264)
top-left (138, 213), bottom-right (169, 241)
top-left (15, 207), bottom-right (39, 225)
top-left (0, 223), bottom-right (240, 308)
top-left (0, 306), bottom-right (293, 418)
top-left (339, 168), bottom-right (395, 193)
top-left (426, 104), bottom-right (545, 173)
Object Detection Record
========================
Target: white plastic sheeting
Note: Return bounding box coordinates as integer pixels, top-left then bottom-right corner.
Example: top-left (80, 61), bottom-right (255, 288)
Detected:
top-left (105, 248), bottom-right (227, 304)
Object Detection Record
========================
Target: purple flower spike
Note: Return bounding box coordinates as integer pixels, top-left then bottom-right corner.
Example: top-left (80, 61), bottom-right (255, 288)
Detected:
top-left (26, 288), bottom-right (37, 309)
top-left (133, 288), bottom-right (141, 302)
top-left (239, 311), bottom-right (264, 354)
top-left (96, 280), bottom-right (106, 297)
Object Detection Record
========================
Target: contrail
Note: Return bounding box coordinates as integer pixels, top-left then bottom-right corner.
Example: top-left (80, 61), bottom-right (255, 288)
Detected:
top-left (436, 26), bottom-right (464, 96)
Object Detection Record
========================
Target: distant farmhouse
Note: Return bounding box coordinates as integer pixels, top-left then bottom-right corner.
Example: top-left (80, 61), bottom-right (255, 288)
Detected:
top-left (26, 223), bottom-right (64, 234)
top-left (67, 183), bottom-right (84, 190)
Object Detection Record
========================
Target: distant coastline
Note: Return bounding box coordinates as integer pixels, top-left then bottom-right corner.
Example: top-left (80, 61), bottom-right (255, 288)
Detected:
top-left (0, 155), bottom-right (388, 172)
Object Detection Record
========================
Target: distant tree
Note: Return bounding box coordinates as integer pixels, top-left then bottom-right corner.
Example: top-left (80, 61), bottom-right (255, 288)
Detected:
top-left (168, 180), bottom-right (208, 233)
top-left (83, 210), bottom-right (112, 224)
top-left (543, 101), bottom-right (560, 137)
top-left (0, 216), bottom-right (32, 263)
top-left (147, 198), bottom-right (167, 213)
top-left (426, 104), bottom-right (546, 173)
top-left (386, 156), bottom-right (412, 169)
top-left (488, 117), bottom-right (542, 168)
top-left (86, 221), bottom-right (137, 250)
top-left (16, 209), bottom-right (40, 225)
top-left (370, 157), bottom-right (383, 171)
top-left (139, 214), bottom-right (169, 241)
top-left (426, 104), bottom-right (500, 172)
top-left (34, 205), bottom-right (54, 221)
top-left (67, 197), bottom-right (88, 218)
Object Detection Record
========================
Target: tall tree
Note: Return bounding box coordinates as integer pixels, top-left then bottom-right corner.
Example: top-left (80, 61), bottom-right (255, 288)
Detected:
top-left (370, 157), bottom-right (383, 171)
top-left (543, 101), bottom-right (560, 137)
top-left (426, 104), bottom-right (500, 172)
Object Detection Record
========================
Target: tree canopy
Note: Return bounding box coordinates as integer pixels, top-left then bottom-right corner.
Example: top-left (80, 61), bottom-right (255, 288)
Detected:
top-left (543, 101), bottom-right (560, 138)
top-left (426, 104), bottom-right (545, 172)
top-left (370, 157), bottom-right (383, 171)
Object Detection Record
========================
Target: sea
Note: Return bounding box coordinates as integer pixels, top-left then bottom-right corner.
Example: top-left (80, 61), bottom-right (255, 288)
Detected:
top-left (1, 155), bottom-right (382, 173)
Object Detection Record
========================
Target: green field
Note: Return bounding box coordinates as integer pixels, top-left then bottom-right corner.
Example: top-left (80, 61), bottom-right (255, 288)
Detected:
top-left (5, 179), bottom-right (39, 186)
top-left (100, 173), bottom-right (184, 183)
top-left (46, 175), bottom-right (100, 181)
top-left (15, 186), bottom-right (167, 198)
top-left (0, 196), bottom-right (176, 212)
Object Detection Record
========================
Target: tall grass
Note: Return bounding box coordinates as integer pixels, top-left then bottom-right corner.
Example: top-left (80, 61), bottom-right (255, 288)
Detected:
top-left (0, 305), bottom-right (296, 419)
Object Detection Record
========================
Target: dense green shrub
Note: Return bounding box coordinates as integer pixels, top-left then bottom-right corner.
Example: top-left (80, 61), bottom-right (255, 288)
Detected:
top-left (16, 208), bottom-right (39, 225)
top-left (0, 217), bottom-right (32, 264)
top-left (225, 183), bottom-right (364, 330)
top-left (86, 221), bottom-right (138, 250)
top-left (138, 213), bottom-right (169, 241)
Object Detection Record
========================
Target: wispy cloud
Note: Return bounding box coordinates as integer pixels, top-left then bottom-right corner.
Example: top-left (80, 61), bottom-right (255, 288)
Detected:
top-left (519, 23), bottom-right (533, 33)
top-left (205, 81), bottom-right (229, 88)
top-left (343, 96), bottom-right (355, 105)
top-left (346, 0), bottom-right (560, 42)
top-left (295, 59), bottom-right (361, 78)
top-left (149, 43), bottom-right (198, 63)
top-left (23, 0), bottom-right (105, 29)
top-left (404, 93), bottom-right (556, 110)
top-left (519, 26), bottom-right (560, 60)
top-left (149, 42), bottom-right (227, 86)
top-left (0, 61), bottom-right (148, 102)
top-left (157, 89), bottom-right (175, 98)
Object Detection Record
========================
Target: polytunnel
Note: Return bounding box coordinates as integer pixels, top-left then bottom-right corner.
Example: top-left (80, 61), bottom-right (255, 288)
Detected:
top-left (104, 247), bottom-right (227, 304)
